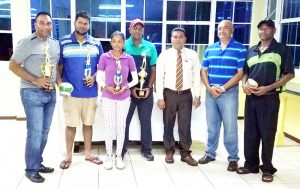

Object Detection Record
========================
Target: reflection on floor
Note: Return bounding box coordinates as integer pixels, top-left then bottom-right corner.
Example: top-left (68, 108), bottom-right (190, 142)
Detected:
top-left (0, 119), bottom-right (300, 189)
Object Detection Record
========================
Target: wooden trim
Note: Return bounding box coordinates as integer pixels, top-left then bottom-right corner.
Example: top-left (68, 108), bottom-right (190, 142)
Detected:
top-left (0, 116), bottom-right (17, 120)
top-left (284, 132), bottom-right (300, 144)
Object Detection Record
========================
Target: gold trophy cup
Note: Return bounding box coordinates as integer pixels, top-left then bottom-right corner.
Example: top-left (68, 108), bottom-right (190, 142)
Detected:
top-left (137, 53), bottom-right (148, 97)
top-left (41, 45), bottom-right (54, 91)
top-left (114, 59), bottom-right (122, 92)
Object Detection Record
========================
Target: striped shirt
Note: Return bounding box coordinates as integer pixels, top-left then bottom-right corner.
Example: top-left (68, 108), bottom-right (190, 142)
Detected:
top-left (59, 32), bottom-right (103, 98)
top-left (201, 39), bottom-right (246, 86)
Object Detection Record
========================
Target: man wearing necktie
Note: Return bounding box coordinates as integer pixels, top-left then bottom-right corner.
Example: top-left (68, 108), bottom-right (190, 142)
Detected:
top-left (156, 27), bottom-right (201, 166)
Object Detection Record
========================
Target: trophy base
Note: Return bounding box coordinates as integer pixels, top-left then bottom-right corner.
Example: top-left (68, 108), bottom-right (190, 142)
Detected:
top-left (114, 86), bottom-right (121, 92)
top-left (137, 89), bottom-right (146, 97)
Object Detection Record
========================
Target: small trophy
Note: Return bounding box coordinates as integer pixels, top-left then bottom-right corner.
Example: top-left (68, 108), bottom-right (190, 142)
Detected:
top-left (84, 45), bottom-right (92, 85)
top-left (114, 59), bottom-right (122, 92)
top-left (137, 53), bottom-right (148, 97)
top-left (41, 45), bottom-right (54, 91)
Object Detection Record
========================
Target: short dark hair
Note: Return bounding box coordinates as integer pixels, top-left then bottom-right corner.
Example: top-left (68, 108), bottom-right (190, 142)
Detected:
top-left (75, 11), bottom-right (90, 22)
top-left (111, 31), bottom-right (125, 42)
top-left (35, 12), bottom-right (52, 22)
top-left (171, 27), bottom-right (186, 36)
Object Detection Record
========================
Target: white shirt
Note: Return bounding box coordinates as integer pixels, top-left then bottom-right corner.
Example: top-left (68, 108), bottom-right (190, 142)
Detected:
top-left (156, 47), bottom-right (202, 99)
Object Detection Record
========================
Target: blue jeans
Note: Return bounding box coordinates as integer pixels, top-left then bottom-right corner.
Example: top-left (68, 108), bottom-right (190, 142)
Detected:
top-left (122, 89), bottom-right (153, 155)
top-left (21, 88), bottom-right (56, 174)
top-left (205, 85), bottom-right (239, 161)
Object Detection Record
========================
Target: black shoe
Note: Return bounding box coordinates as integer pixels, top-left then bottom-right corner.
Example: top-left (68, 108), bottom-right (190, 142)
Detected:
top-left (227, 161), bottom-right (238, 172)
top-left (39, 164), bottom-right (54, 173)
top-left (25, 172), bottom-right (45, 183)
top-left (198, 154), bottom-right (215, 164)
top-left (142, 153), bottom-right (154, 161)
top-left (236, 167), bottom-right (259, 174)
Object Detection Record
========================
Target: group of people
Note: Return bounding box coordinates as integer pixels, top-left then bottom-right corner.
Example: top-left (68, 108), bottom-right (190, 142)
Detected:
top-left (9, 11), bottom-right (294, 184)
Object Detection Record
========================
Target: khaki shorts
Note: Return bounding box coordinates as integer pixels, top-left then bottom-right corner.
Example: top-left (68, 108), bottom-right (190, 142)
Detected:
top-left (63, 96), bottom-right (97, 127)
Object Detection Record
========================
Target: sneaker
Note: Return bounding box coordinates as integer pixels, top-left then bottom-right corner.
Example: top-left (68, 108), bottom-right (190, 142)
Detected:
top-left (142, 153), bottom-right (154, 161)
top-left (115, 156), bottom-right (125, 170)
top-left (198, 154), bottom-right (215, 164)
top-left (104, 155), bottom-right (113, 170)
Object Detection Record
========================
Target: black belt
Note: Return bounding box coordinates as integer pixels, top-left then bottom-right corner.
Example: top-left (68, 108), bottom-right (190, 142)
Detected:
top-left (164, 88), bottom-right (191, 95)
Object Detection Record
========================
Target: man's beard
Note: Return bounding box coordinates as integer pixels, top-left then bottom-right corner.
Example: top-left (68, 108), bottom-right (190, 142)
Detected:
top-left (75, 29), bottom-right (88, 36)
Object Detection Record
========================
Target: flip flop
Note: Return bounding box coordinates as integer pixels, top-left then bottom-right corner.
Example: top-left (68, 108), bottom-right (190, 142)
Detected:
top-left (59, 160), bottom-right (72, 169)
top-left (262, 173), bottom-right (273, 182)
top-left (85, 156), bottom-right (103, 165)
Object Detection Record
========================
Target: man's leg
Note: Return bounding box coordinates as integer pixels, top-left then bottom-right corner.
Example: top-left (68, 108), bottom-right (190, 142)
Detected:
top-left (137, 90), bottom-right (154, 156)
top-left (122, 96), bottom-right (137, 156)
top-left (65, 126), bottom-right (76, 161)
top-left (21, 89), bottom-right (45, 174)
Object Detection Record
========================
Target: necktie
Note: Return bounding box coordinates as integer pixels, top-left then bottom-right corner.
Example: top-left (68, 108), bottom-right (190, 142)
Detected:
top-left (176, 50), bottom-right (183, 91)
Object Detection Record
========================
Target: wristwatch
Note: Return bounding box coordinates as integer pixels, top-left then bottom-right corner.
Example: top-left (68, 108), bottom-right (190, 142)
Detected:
top-left (221, 86), bottom-right (226, 93)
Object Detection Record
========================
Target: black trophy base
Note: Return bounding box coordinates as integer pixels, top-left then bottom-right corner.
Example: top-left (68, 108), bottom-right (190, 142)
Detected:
top-left (137, 89), bottom-right (146, 97)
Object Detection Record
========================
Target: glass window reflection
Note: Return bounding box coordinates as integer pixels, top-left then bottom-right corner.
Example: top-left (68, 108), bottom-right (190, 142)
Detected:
top-left (167, 1), bottom-right (210, 21)
top-left (52, 20), bottom-right (71, 40)
top-left (52, 0), bottom-right (70, 18)
top-left (126, 0), bottom-right (143, 20)
top-left (283, 0), bottom-right (300, 19)
top-left (214, 24), bottom-right (250, 44)
top-left (30, 0), bottom-right (50, 18)
top-left (144, 23), bottom-right (162, 43)
top-left (145, 0), bottom-right (162, 21)
top-left (91, 21), bottom-right (121, 38)
top-left (0, 0), bottom-right (11, 30)
top-left (216, 2), bottom-right (233, 22)
top-left (234, 2), bottom-right (252, 22)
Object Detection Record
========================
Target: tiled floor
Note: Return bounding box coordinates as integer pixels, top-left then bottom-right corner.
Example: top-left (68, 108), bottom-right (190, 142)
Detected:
top-left (0, 119), bottom-right (300, 189)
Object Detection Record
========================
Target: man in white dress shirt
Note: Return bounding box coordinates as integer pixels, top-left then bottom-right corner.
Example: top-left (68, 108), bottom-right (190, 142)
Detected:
top-left (156, 27), bottom-right (201, 166)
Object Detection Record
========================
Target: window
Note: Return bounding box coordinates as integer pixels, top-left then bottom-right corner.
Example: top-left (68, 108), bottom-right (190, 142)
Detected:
top-left (167, 1), bottom-right (211, 21)
top-left (30, 0), bottom-right (71, 39)
top-left (267, 0), bottom-right (277, 20)
top-left (77, 0), bottom-right (121, 39)
top-left (215, 1), bottom-right (252, 45)
top-left (281, 22), bottom-right (300, 69)
top-left (283, 0), bottom-right (300, 19)
top-left (126, 0), bottom-right (143, 20)
top-left (0, 0), bottom-right (12, 60)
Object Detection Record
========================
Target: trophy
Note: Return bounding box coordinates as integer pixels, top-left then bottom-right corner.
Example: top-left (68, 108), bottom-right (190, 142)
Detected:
top-left (41, 45), bottom-right (54, 91)
top-left (114, 59), bottom-right (122, 92)
top-left (137, 53), bottom-right (148, 97)
top-left (84, 45), bottom-right (92, 85)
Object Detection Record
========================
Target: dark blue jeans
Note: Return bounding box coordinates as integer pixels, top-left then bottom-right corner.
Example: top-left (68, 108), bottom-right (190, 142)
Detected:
top-left (21, 88), bottom-right (56, 174)
top-left (122, 90), bottom-right (153, 155)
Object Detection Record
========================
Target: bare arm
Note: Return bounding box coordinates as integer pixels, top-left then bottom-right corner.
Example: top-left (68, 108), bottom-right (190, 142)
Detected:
top-left (148, 66), bottom-right (156, 88)
top-left (222, 69), bottom-right (243, 90)
top-left (200, 68), bottom-right (221, 97)
top-left (9, 59), bottom-right (49, 89)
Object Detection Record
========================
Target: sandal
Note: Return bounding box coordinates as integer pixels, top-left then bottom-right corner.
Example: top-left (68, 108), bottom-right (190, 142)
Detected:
top-left (85, 156), bottom-right (103, 165)
top-left (262, 173), bottom-right (273, 182)
top-left (236, 167), bottom-right (250, 174)
top-left (59, 160), bottom-right (72, 169)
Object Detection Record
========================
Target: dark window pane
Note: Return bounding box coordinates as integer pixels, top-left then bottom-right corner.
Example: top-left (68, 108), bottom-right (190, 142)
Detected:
top-left (167, 1), bottom-right (208, 21)
top-left (288, 46), bottom-right (299, 69)
top-left (53, 20), bottom-right (71, 40)
top-left (214, 24), bottom-right (250, 44)
top-left (281, 22), bottom-right (300, 45)
top-left (196, 2), bottom-right (211, 21)
top-left (0, 33), bottom-right (12, 60)
top-left (145, 0), bottom-right (163, 21)
top-left (144, 23), bottom-right (162, 43)
top-left (30, 0), bottom-right (50, 18)
top-left (52, 0), bottom-right (70, 18)
top-left (0, 1), bottom-right (11, 30)
top-left (77, 0), bottom-right (121, 19)
top-left (91, 21), bottom-right (120, 38)
top-left (126, 0), bottom-right (143, 20)
top-left (234, 2), bottom-right (252, 22)
top-left (166, 24), bottom-right (194, 44)
top-left (283, 0), bottom-right (300, 19)
top-left (195, 25), bottom-right (209, 44)
top-left (216, 2), bottom-right (233, 22)
top-left (154, 44), bottom-right (161, 55)
top-left (233, 24), bottom-right (250, 44)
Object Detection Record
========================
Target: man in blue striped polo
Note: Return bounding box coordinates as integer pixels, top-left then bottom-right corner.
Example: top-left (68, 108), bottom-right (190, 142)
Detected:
top-left (199, 20), bottom-right (247, 172)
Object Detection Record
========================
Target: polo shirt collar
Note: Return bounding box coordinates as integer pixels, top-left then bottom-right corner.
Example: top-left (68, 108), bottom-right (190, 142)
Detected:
top-left (71, 31), bottom-right (91, 43)
top-left (128, 37), bottom-right (145, 48)
top-left (216, 38), bottom-right (235, 48)
top-left (255, 38), bottom-right (278, 52)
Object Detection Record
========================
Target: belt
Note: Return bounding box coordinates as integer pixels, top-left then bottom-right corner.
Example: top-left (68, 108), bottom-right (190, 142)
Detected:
top-left (164, 88), bottom-right (191, 95)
